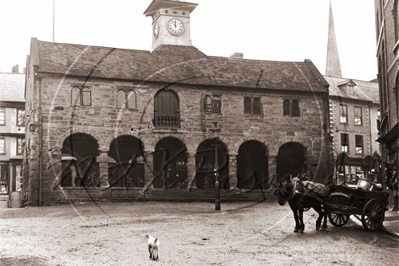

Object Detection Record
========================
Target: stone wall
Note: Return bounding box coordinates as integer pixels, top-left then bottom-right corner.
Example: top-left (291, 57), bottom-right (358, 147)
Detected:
top-left (25, 74), bottom-right (331, 204)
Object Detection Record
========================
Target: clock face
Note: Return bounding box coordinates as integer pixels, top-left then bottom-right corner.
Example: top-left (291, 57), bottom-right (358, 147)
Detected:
top-left (153, 23), bottom-right (159, 39)
top-left (168, 18), bottom-right (184, 35)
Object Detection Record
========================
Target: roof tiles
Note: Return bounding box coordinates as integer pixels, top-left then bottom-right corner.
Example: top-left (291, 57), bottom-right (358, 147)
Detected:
top-left (36, 40), bottom-right (327, 92)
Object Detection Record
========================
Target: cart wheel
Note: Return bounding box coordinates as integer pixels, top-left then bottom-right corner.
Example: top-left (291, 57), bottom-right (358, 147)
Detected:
top-left (350, 201), bottom-right (365, 215)
top-left (361, 199), bottom-right (386, 231)
top-left (328, 194), bottom-right (350, 227)
top-left (328, 212), bottom-right (350, 227)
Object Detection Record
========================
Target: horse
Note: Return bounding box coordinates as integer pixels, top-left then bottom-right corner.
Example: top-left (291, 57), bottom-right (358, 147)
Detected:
top-left (274, 174), bottom-right (329, 233)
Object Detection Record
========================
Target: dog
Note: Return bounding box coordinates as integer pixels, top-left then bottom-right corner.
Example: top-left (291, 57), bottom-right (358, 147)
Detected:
top-left (145, 234), bottom-right (160, 260)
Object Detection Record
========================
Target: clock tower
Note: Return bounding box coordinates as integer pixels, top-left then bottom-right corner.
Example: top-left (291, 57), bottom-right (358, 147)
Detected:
top-left (144, 0), bottom-right (198, 51)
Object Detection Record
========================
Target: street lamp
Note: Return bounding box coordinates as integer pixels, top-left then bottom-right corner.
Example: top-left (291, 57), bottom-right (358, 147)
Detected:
top-left (211, 140), bottom-right (221, 211)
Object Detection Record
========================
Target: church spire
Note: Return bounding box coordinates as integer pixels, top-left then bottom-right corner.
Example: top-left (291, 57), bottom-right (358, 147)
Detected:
top-left (325, 1), bottom-right (342, 78)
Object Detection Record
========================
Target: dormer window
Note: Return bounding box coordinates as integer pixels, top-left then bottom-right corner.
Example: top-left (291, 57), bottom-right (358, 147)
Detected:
top-left (338, 80), bottom-right (356, 94)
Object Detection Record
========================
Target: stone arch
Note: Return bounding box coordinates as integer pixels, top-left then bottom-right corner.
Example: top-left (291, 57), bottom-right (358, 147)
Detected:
top-left (237, 140), bottom-right (269, 189)
top-left (196, 138), bottom-right (229, 189)
top-left (276, 142), bottom-right (307, 182)
top-left (153, 137), bottom-right (188, 189)
top-left (108, 135), bottom-right (145, 187)
top-left (61, 133), bottom-right (99, 187)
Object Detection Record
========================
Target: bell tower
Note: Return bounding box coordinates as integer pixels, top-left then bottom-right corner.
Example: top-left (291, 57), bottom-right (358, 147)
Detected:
top-left (144, 0), bottom-right (198, 51)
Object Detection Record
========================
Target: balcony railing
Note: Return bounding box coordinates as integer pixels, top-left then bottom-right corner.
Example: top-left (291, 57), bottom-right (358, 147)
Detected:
top-left (154, 115), bottom-right (180, 128)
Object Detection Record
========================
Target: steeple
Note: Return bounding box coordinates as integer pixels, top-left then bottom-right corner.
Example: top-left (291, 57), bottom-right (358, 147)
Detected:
top-left (325, 1), bottom-right (342, 78)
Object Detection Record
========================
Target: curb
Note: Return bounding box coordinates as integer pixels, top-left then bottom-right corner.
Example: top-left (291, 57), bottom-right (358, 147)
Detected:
top-left (350, 215), bottom-right (399, 238)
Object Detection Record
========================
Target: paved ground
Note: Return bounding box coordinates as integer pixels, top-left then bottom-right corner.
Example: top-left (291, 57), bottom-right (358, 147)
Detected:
top-left (1, 201), bottom-right (398, 265)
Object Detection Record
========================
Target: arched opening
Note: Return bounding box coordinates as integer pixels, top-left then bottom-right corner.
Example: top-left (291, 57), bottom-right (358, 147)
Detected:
top-left (153, 137), bottom-right (187, 189)
top-left (108, 135), bottom-right (144, 187)
top-left (61, 133), bottom-right (99, 187)
top-left (237, 140), bottom-right (268, 189)
top-left (154, 90), bottom-right (180, 127)
top-left (277, 142), bottom-right (306, 182)
top-left (196, 138), bottom-right (229, 189)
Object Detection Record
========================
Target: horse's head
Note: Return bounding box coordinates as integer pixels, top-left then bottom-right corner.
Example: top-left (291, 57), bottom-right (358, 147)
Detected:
top-left (274, 180), bottom-right (292, 206)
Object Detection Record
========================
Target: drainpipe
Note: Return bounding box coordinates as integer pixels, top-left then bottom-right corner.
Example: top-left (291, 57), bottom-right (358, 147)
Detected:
top-left (38, 77), bottom-right (43, 206)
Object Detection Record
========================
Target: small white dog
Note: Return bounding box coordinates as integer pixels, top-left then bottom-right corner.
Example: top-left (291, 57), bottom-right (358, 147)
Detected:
top-left (145, 234), bottom-right (160, 261)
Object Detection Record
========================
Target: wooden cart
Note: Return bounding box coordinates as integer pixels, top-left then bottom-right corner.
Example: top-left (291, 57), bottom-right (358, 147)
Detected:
top-left (327, 183), bottom-right (389, 231)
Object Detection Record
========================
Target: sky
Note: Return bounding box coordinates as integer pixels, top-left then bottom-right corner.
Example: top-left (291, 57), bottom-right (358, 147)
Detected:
top-left (0, 0), bottom-right (378, 81)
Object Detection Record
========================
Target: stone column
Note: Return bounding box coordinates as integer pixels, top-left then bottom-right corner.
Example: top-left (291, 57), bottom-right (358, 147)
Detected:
top-left (228, 153), bottom-right (238, 190)
top-left (96, 150), bottom-right (110, 189)
top-left (143, 149), bottom-right (154, 190)
top-left (186, 153), bottom-right (197, 190)
top-left (268, 155), bottom-right (277, 187)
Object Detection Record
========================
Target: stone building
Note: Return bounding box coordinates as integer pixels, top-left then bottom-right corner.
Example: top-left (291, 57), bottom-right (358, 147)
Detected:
top-left (23, 0), bottom-right (332, 205)
top-left (325, 2), bottom-right (381, 186)
top-left (0, 66), bottom-right (25, 206)
top-left (374, 0), bottom-right (399, 210)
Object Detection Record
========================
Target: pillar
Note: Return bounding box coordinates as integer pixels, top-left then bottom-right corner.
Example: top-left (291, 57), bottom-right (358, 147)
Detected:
top-left (268, 155), bottom-right (277, 186)
top-left (228, 153), bottom-right (237, 190)
top-left (143, 149), bottom-right (154, 191)
top-left (96, 150), bottom-right (110, 189)
top-left (186, 153), bottom-right (197, 190)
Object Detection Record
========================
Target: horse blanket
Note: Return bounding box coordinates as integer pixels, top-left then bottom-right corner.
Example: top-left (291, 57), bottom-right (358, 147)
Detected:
top-left (291, 177), bottom-right (330, 199)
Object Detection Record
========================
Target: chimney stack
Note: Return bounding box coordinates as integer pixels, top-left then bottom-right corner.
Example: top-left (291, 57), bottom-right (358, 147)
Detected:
top-left (229, 53), bottom-right (244, 60)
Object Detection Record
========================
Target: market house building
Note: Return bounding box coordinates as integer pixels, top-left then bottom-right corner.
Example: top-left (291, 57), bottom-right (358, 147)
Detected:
top-left (23, 0), bottom-right (332, 205)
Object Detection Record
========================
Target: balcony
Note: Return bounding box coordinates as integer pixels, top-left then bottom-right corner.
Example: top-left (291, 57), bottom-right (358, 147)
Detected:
top-left (154, 115), bottom-right (180, 128)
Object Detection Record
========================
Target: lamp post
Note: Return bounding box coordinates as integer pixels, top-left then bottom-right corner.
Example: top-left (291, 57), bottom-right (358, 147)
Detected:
top-left (210, 122), bottom-right (221, 210)
top-left (211, 141), bottom-right (221, 211)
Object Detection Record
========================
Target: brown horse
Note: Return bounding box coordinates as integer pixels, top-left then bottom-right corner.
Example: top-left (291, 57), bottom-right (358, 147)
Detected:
top-left (274, 175), bottom-right (329, 233)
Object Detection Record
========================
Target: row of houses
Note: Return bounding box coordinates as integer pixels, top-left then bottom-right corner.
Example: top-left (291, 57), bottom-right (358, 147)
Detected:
top-left (0, 0), bottom-right (386, 206)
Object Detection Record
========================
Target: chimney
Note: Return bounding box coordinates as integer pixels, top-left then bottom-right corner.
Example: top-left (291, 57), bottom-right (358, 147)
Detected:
top-left (12, 64), bottom-right (19, 74)
top-left (229, 53), bottom-right (244, 60)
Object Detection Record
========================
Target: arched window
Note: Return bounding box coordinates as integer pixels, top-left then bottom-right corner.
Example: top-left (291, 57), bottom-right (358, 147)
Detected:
top-left (154, 90), bottom-right (180, 127)
top-left (291, 100), bottom-right (300, 117)
top-left (203, 95), bottom-right (221, 113)
top-left (71, 87), bottom-right (80, 106)
top-left (117, 90), bottom-right (125, 108)
top-left (81, 88), bottom-right (91, 106)
top-left (283, 100), bottom-right (290, 116)
top-left (244, 97), bottom-right (251, 114)
top-left (253, 98), bottom-right (262, 115)
top-left (204, 95), bottom-right (212, 112)
top-left (127, 90), bottom-right (136, 109)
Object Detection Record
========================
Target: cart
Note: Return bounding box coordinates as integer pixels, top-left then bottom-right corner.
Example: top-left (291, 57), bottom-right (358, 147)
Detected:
top-left (327, 180), bottom-right (389, 231)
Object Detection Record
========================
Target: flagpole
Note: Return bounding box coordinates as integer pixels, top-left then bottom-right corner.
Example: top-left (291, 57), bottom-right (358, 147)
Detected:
top-left (53, 0), bottom-right (55, 42)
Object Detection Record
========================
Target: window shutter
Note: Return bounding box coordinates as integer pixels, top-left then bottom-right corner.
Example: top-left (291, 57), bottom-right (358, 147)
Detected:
top-left (71, 87), bottom-right (80, 106)
top-left (117, 90), bottom-right (125, 108)
top-left (212, 96), bottom-right (221, 113)
top-left (244, 97), bottom-right (252, 114)
top-left (253, 98), bottom-right (262, 115)
top-left (204, 95), bottom-right (212, 112)
top-left (81, 88), bottom-right (91, 106)
top-left (283, 100), bottom-right (290, 116)
top-left (127, 90), bottom-right (136, 109)
top-left (291, 100), bottom-right (300, 117)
